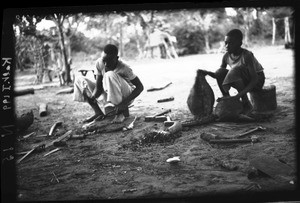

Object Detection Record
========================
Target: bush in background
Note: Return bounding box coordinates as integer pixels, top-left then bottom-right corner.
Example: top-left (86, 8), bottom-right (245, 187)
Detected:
top-left (173, 26), bottom-right (206, 56)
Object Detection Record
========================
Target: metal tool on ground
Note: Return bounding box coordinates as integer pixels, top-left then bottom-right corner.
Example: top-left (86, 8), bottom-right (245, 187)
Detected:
top-left (48, 121), bottom-right (63, 136)
top-left (234, 126), bottom-right (266, 139)
top-left (17, 144), bottom-right (45, 164)
top-left (144, 109), bottom-right (171, 122)
top-left (163, 116), bottom-right (173, 126)
top-left (123, 116), bottom-right (138, 131)
top-left (166, 121), bottom-right (182, 134)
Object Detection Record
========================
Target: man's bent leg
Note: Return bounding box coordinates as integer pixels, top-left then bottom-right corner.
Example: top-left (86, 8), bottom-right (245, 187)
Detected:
top-left (103, 71), bottom-right (134, 107)
top-left (231, 80), bottom-right (253, 115)
top-left (73, 75), bottom-right (104, 122)
top-left (102, 71), bottom-right (134, 122)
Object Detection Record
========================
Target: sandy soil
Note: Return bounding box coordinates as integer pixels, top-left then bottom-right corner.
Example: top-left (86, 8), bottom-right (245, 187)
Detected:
top-left (14, 45), bottom-right (297, 202)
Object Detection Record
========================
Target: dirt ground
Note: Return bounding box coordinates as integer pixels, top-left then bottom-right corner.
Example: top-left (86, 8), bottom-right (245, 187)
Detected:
top-left (14, 45), bottom-right (297, 202)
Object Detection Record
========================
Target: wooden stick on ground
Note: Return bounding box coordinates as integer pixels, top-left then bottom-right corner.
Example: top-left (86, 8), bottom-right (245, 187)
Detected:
top-left (209, 138), bottom-right (259, 144)
top-left (44, 148), bottom-right (60, 157)
top-left (48, 121), bottom-right (63, 136)
top-left (56, 87), bottom-right (74, 95)
top-left (23, 132), bottom-right (35, 139)
top-left (14, 88), bottom-right (34, 96)
top-left (52, 172), bottom-right (60, 183)
top-left (44, 130), bottom-right (72, 149)
top-left (147, 82), bottom-right (172, 92)
top-left (17, 144), bottom-right (45, 164)
top-left (17, 148), bottom-right (35, 164)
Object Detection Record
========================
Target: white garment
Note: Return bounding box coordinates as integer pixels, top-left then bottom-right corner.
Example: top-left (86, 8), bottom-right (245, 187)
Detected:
top-left (73, 71), bottom-right (134, 114)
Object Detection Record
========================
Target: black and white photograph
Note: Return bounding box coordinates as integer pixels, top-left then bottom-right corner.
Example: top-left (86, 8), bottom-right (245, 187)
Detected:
top-left (1, 1), bottom-right (299, 202)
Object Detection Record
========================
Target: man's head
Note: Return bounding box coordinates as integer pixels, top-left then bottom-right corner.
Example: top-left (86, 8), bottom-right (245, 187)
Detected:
top-left (224, 29), bottom-right (243, 54)
top-left (102, 44), bottom-right (119, 71)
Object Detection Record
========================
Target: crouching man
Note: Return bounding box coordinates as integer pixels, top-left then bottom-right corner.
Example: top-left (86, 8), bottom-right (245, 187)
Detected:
top-left (73, 44), bottom-right (144, 123)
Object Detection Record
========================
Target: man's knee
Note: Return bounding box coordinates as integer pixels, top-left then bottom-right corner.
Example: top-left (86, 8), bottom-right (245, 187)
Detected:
top-left (215, 68), bottom-right (228, 80)
top-left (231, 79), bottom-right (245, 92)
top-left (74, 74), bottom-right (83, 86)
top-left (104, 71), bottom-right (117, 79)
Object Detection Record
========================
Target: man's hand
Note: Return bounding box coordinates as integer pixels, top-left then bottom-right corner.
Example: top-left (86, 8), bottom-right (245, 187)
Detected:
top-left (83, 88), bottom-right (98, 103)
top-left (90, 93), bottom-right (97, 101)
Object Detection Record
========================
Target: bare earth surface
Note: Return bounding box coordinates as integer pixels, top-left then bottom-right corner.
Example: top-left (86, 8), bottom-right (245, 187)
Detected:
top-left (14, 46), bottom-right (297, 202)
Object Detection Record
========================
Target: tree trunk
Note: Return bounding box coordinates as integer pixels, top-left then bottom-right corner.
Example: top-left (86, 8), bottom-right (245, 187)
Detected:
top-left (57, 23), bottom-right (72, 84)
top-left (34, 44), bottom-right (44, 84)
top-left (284, 17), bottom-right (291, 44)
top-left (135, 24), bottom-right (141, 58)
top-left (244, 26), bottom-right (249, 47)
top-left (242, 8), bottom-right (251, 47)
top-left (119, 24), bottom-right (124, 57)
top-left (204, 33), bottom-right (210, 53)
top-left (272, 17), bottom-right (276, 45)
top-left (16, 57), bottom-right (23, 71)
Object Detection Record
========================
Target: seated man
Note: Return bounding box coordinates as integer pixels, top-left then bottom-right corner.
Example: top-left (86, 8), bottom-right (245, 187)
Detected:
top-left (202, 29), bottom-right (265, 114)
top-left (73, 44), bottom-right (144, 123)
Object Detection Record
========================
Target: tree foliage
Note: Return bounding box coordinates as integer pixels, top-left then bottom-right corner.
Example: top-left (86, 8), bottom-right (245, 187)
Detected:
top-left (13, 6), bottom-right (294, 78)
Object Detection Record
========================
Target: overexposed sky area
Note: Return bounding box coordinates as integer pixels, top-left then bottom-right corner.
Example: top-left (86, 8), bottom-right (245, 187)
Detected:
top-left (36, 19), bottom-right (56, 30)
top-left (36, 8), bottom-right (238, 38)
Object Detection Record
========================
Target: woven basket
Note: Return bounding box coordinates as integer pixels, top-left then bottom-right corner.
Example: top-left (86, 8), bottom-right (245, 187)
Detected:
top-left (250, 85), bottom-right (277, 112)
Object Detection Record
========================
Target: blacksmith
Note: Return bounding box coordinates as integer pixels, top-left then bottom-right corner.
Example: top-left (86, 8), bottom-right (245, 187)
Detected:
top-left (73, 44), bottom-right (144, 123)
top-left (202, 29), bottom-right (265, 115)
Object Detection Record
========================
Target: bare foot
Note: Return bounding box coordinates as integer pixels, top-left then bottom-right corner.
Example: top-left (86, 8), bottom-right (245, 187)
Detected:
top-left (111, 114), bottom-right (126, 123)
top-left (82, 114), bottom-right (101, 123)
top-left (94, 115), bottom-right (105, 122)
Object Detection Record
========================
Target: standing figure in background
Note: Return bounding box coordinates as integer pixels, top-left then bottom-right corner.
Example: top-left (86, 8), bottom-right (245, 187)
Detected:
top-left (144, 28), bottom-right (178, 59)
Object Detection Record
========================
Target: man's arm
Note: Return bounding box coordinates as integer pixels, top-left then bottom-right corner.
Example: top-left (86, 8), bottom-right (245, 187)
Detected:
top-left (204, 54), bottom-right (228, 79)
top-left (91, 75), bottom-right (104, 100)
top-left (116, 76), bottom-right (144, 112)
